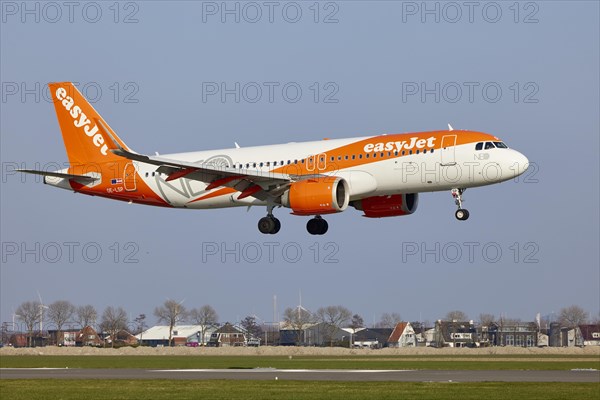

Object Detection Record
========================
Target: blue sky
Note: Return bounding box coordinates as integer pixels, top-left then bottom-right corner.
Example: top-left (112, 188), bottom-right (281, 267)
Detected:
top-left (1, 1), bottom-right (598, 328)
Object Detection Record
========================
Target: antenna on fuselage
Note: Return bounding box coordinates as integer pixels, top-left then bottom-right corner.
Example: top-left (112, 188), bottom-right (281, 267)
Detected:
top-left (448, 124), bottom-right (454, 131)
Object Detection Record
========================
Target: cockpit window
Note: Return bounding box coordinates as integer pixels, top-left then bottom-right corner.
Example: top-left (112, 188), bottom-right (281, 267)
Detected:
top-left (494, 141), bottom-right (508, 149)
top-left (484, 142), bottom-right (495, 150)
top-left (475, 142), bottom-right (483, 151)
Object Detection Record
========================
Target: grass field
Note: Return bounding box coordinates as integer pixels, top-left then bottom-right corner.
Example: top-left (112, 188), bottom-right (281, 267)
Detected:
top-left (1, 354), bottom-right (599, 370)
top-left (1, 380), bottom-right (599, 400)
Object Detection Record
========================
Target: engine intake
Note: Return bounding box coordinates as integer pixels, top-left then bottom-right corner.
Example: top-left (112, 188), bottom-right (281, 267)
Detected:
top-left (282, 177), bottom-right (349, 215)
top-left (352, 193), bottom-right (419, 218)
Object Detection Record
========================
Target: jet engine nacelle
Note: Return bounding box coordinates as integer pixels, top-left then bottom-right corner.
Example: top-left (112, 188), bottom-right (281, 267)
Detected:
top-left (352, 193), bottom-right (419, 218)
top-left (281, 177), bottom-right (350, 215)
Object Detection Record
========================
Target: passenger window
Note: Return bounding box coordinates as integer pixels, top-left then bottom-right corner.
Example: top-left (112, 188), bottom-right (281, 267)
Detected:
top-left (331, 156), bottom-right (334, 161)
top-left (416, 150), bottom-right (420, 154)
top-left (409, 150), bottom-right (412, 155)
top-left (352, 155), bottom-right (356, 160)
top-left (366, 154), bottom-right (370, 158)
top-left (402, 151), bottom-right (405, 155)
top-left (475, 142), bottom-right (483, 151)
top-left (394, 151), bottom-right (398, 156)
top-left (345, 155), bottom-right (348, 160)
top-left (485, 142), bottom-right (495, 150)
top-left (359, 154), bottom-right (363, 159)
top-left (373, 153), bottom-right (377, 158)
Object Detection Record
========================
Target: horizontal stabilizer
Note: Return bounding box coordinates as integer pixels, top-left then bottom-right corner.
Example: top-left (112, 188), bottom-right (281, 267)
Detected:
top-left (17, 169), bottom-right (98, 184)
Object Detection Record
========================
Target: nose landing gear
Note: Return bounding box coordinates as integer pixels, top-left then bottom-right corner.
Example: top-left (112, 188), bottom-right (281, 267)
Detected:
top-left (451, 188), bottom-right (469, 221)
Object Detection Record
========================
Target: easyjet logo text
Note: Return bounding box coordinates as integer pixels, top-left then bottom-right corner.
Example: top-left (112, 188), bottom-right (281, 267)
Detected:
top-left (363, 136), bottom-right (436, 153)
top-left (55, 87), bottom-right (108, 156)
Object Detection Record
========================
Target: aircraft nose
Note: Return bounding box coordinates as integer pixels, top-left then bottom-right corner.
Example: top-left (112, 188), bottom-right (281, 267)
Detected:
top-left (513, 150), bottom-right (529, 177)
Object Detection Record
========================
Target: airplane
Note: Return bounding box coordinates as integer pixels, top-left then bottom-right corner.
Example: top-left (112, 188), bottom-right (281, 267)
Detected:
top-left (19, 82), bottom-right (529, 235)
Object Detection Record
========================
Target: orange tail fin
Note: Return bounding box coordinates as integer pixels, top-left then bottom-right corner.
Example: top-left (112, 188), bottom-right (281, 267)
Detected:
top-left (48, 82), bottom-right (130, 165)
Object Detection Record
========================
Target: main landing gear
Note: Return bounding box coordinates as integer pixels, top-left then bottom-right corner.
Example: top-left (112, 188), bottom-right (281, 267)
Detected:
top-left (258, 204), bottom-right (280, 234)
top-left (258, 213), bottom-right (328, 235)
top-left (306, 215), bottom-right (328, 235)
top-left (451, 188), bottom-right (470, 221)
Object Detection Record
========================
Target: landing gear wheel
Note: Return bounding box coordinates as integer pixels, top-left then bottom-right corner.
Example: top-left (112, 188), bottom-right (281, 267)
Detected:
top-left (258, 217), bottom-right (275, 234)
top-left (307, 217), bottom-right (328, 235)
top-left (258, 216), bottom-right (280, 234)
top-left (455, 209), bottom-right (470, 221)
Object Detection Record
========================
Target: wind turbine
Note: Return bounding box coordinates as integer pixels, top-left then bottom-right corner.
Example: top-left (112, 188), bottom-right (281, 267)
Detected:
top-left (37, 291), bottom-right (48, 334)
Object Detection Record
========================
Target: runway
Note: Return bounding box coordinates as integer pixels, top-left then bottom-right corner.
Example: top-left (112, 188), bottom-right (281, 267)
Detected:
top-left (1, 368), bottom-right (598, 382)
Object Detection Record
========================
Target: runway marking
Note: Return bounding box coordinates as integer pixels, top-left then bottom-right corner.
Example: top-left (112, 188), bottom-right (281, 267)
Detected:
top-left (1, 368), bottom-right (69, 370)
top-left (150, 369), bottom-right (412, 373)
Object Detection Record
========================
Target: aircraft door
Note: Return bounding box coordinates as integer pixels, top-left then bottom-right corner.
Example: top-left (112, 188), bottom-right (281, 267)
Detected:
top-left (124, 162), bottom-right (137, 191)
top-left (441, 135), bottom-right (457, 166)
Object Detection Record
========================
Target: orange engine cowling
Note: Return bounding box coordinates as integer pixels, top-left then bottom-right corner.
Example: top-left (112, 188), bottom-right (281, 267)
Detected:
top-left (352, 193), bottom-right (419, 218)
top-left (281, 177), bottom-right (350, 215)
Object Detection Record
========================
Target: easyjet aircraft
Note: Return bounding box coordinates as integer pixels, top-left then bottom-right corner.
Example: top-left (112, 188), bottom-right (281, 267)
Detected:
top-left (20, 82), bottom-right (529, 235)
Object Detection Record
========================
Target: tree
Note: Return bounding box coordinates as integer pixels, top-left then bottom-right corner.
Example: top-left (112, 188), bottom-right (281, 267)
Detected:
top-left (478, 313), bottom-right (496, 327)
top-left (316, 305), bottom-right (352, 346)
top-left (282, 306), bottom-right (314, 345)
top-left (445, 310), bottom-right (468, 321)
top-left (189, 305), bottom-right (219, 346)
top-left (47, 300), bottom-right (75, 346)
top-left (558, 305), bottom-right (589, 327)
top-left (15, 301), bottom-right (41, 347)
top-left (133, 314), bottom-right (147, 337)
top-left (348, 314), bottom-right (364, 348)
top-left (240, 315), bottom-right (262, 340)
top-left (154, 299), bottom-right (187, 346)
top-left (100, 306), bottom-right (128, 348)
top-left (376, 312), bottom-right (402, 329)
top-left (75, 305), bottom-right (97, 329)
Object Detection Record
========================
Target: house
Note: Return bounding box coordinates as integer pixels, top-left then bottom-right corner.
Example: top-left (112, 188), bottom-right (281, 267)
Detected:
top-left (102, 330), bottom-right (138, 347)
top-left (301, 322), bottom-right (349, 346)
top-left (137, 325), bottom-right (216, 347)
top-left (432, 320), bottom-right (479, 348)
top-left (579, 324), bottom-right (600, 346)
top-left (548, 323), bottom-right (583, 347)
top-left (208, 323), bottom-right (247, 347)
top-left (76, 326), bottom-right (103, 347)
top-left (487, 322), bottom-right (539, 347)
top-left (353, 328), bottom-right (392, 349)
top-left (49, 326), bottom-right (102, 347)
top-left (387, 322), bottom-right (417, 348)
